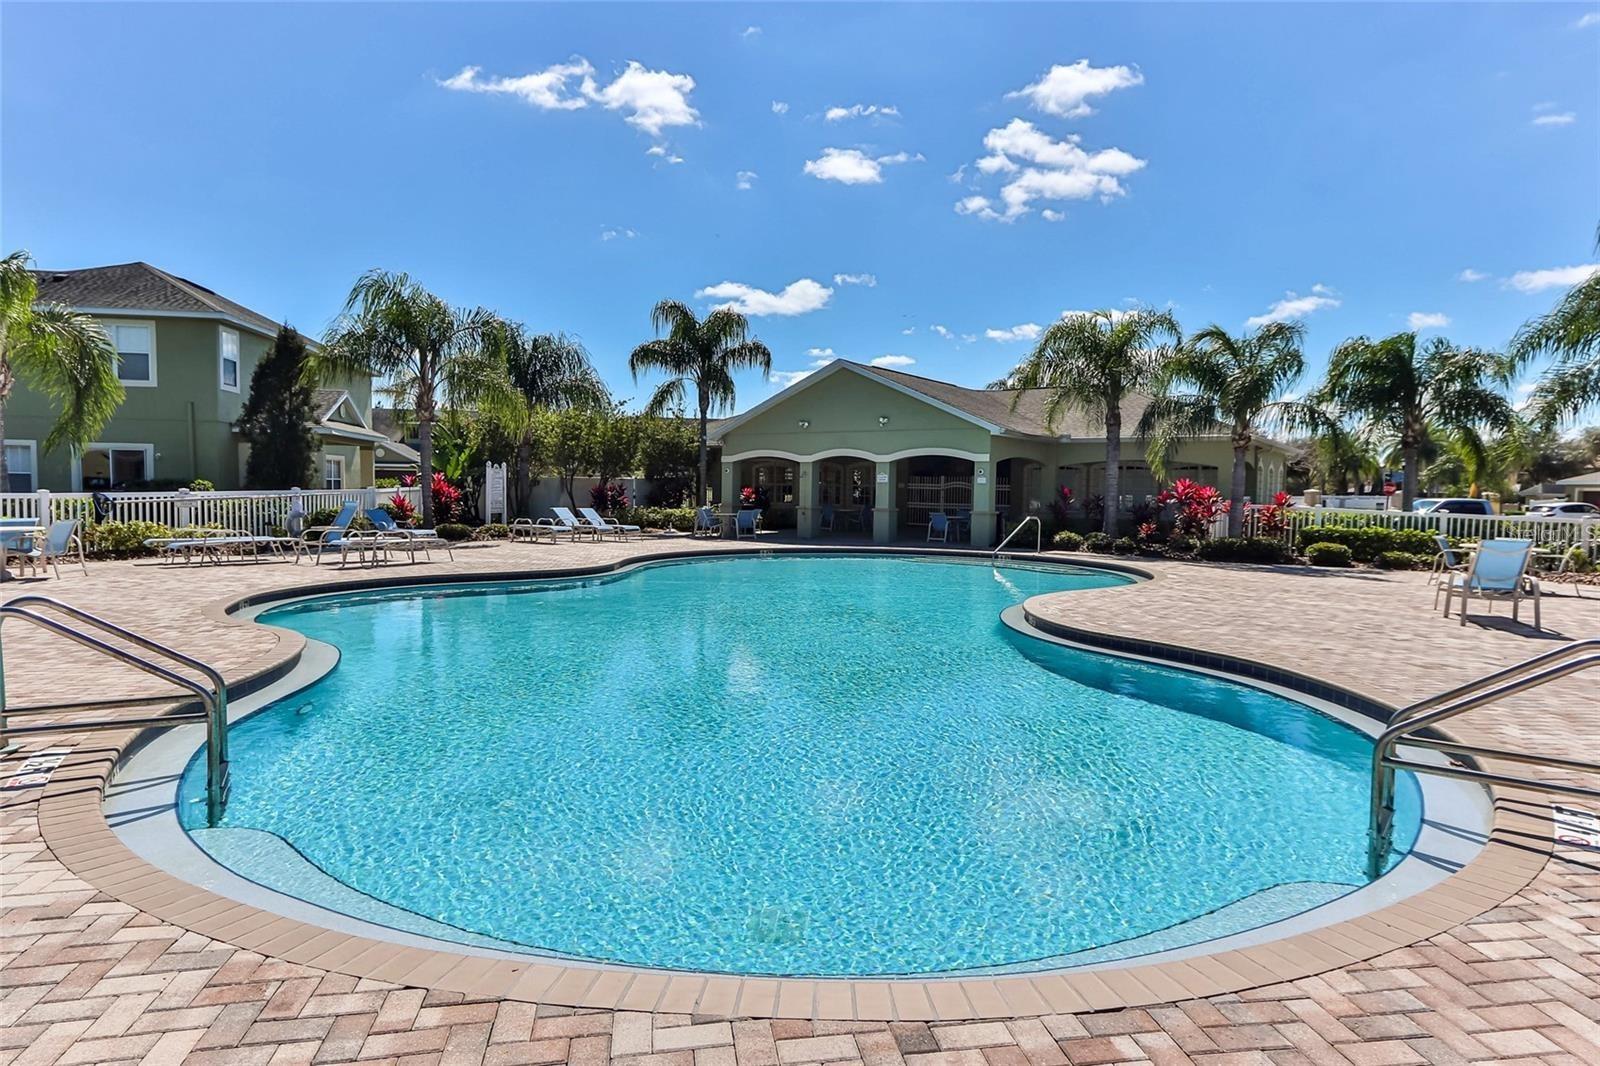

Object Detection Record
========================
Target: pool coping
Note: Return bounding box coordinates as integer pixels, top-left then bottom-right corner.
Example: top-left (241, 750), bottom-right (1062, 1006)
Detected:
top-left (32, 545), bottom-right (1555, 1020)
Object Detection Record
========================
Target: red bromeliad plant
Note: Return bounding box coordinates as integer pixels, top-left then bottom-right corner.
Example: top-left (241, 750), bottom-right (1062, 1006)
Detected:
top-left (589, 481), bottom-right (629, 514)
top-left (1155, 477), bottom-right (1231, 538)
top-left (430, 472), bottom-right (464, 523)
top-left (387, 492), bottom-right (418, 527)
top-left (1250, 490), bottom-right (1292, 537)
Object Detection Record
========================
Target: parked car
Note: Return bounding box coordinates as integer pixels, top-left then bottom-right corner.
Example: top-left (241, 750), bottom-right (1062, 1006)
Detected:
top-left (1526, 501), bottom-right (1600, 519)
top-left (1413, 498), bottom-right (1495, 515)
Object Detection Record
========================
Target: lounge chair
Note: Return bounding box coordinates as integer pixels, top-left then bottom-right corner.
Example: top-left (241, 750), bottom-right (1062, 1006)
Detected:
top-left (302, 502), bottom-right (360, 565)
top-left (693, 506), bottom-right (719, 537)
top-left (1443, 538), bottom-right (1542, 629)
top-left (16, 519), bottom-right (88, 578)
top-left (510, 518), bottom-right (559, 544)
top-left (550, 507), bottom-right (601, 542)
top-left (927, 512), bottom-right (950, 543)
top-left (578, 506), bottom-right (641, 540)
top-left (364, 508), bottom-right (454, 562)
top-left (735, 508), bottom-right (760, 539)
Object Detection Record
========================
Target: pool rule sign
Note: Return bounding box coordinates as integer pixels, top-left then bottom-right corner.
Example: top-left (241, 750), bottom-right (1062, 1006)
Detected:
top-left (483, 462), bottom-right (508, 523)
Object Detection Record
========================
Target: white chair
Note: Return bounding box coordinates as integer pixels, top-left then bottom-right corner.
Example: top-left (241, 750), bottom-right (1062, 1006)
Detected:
top-left (693, 506), bottom-right (719, 537)
top-left (578, 506), bottom-right (641, 540)
top-left (550, 507), bottom-right (601, 541)
top-left (1443, 538), bottom-right (1542, 629)
top-left (19, 519), bottom-right (88, 578)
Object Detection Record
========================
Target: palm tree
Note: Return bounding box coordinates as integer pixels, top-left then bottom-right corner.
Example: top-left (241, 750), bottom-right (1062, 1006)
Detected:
top-left (1139, 322), bottom-right (1329, 536)
top-left (0, 250), bottom-right (123, 484)
top-left (1514, 227), bottom-right (1600, 429)
top-left (628, 300), bottom-right (771, 506)
top-left (483, 322), bottom-right (606, 517)
top-left (1319, 332), bottom-right (1512, 511)
top-left (1005, 308), bottom-right (1181, 535)
top-left (317, 270), bottom-right (499, 525)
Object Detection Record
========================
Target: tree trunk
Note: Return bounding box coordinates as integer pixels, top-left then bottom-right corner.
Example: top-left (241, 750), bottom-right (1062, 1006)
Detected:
top-left (513, 439), bottom-right (534, 518)
top-left (1401, 442), bottom-right (1419, 511)
top-left (696, 388), bottom-right (710, 508)
top-left (1103, 405), bottom-right (1121, 536)
top-left (0, 351), bottom-right (10, 487)
top-left (1228, 441), bottom-right (1248, 537)
top-left (418, 417), bottom-right (435, 526)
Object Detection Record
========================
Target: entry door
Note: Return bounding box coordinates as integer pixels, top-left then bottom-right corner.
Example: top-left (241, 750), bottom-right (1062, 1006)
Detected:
top-left (1022, 462), bottom-right (1042, 512)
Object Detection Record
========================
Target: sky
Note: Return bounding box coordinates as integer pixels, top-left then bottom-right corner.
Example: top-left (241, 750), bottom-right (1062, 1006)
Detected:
top-left (4, 2), bottom-right (1599, 415)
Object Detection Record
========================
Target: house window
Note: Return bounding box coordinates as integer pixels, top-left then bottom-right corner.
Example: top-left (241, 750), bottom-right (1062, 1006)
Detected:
top-left (4, 440), bottom-right (37, 492)
top-left (77, 444), bottom-right (153, 490)
top-left (106, 322), bottom-right (156, 386)
top-left (323, 456), bottom-right (345, 490)
top-left (219, 328), bottom-right (240, 392)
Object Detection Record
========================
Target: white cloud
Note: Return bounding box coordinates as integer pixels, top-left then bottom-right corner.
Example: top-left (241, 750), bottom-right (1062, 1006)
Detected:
top-left (900, 326), bottom-right (915, 335)
top-left (1246, 285), bottom-right (1341, 327)
top-left (771, 369), bottom-right (815, 387)
top-left (805, 347), bottom-right (835, 362)
top-left (646, 144), bottom-right (684, 164)
top-left (696, 278), bottom-right (833, 316)
top-left (803, 147), bottom-right (922, 185)
top-left (824, 104), bottom-right (900, 122)
top-left (741, 25), bottom-right (762, 38)
top-left (1457, 268), bottom-right (1488, 283)
top-left (957, 118), bottom-right (1145, 221)
top-left (599, 226), bottom-right (638, 241)
top-left (771, 100), bottom-right (789, 114)
top-left (1575, 12), bottom-right (1600, 28)
top-left (1532, 112), bottom-right (1576, 127)
top-left (1061, 308), bottom-right (1132, 323)
top-left (439, 58), bottom-right (699, 139)
top-left (1505, 263), bottom-right (1600, 293)
top-left (1007, 59), bottom-right (1144, 118)
top-left (870, 355), bottom-right (916, 367)
top-left (930, 324), bottom-right (976, 343)
top-left (832, 273), bottom-right (877, 287)
top-left (736, 170), bottom-right (758, 190)
top-left (985, 322), bottom-right (1043, 342)
top-left (1407, 311), bottom-right (1451, 330)
top-left (1041, 209), bottom-right (1066, 222)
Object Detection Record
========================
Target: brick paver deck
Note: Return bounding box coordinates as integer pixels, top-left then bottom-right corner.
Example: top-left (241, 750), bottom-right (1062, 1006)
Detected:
top-left (2, 539), bottom-right (1597, 1065)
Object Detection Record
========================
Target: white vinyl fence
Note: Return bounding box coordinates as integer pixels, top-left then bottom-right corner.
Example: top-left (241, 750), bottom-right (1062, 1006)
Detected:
top-left (1255, 505), bottom-right (1599, 553)
top-left (0, 486), bottom-right (423, 534)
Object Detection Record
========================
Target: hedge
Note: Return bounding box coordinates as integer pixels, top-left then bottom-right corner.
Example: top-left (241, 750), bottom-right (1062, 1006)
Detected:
top-left (1293, 524), bottom-right (1439, 561)
top-left (1084, 532), bottom-right (1115, 554)
top-left (1050, 530), bottom-right (1085, 552)
top-left (1195, 536), bottom-right (1295, 564)
top-left (435, 523), bottom-right (473, 542)
top-left (1373, 550), bottom-right (1431, 570)
top-left (615, 506), bottom-right (696, 532)
top-left (1306, 541), bottom-right (1354, 567)
top-left (82, 520), bottom-right (174, 560)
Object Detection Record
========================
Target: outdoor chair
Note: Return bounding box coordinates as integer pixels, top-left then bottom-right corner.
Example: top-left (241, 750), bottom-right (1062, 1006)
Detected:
top-left (927, 512), bottom-right (951, 543)
top-left (1442, 537), bottom-right (1542, 630)
top-left (302, 501), bottom-right (360, 565)
top-left (1429, 533), bottom-right (1468, 608)
top-left (579, 506), bottom-right (641, 540)
top-left (18, 519), bottom-right (88, 579)
top-left (510, 518), bottom-right (559, 544)
top-left (693, 506), bottom-right (719, 537)
top-left (735, 509), bottom-right (760, 539)
top-left (819, 504), bottom-right (836, 533)
top-left (364, 508), bottom-right (453, 562)
top-left (551, 506), bottom-right (602, 541)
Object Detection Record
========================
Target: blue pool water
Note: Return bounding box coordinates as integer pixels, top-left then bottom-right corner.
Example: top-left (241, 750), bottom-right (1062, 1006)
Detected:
top-left (182, 554), bottom-right (1422, 977)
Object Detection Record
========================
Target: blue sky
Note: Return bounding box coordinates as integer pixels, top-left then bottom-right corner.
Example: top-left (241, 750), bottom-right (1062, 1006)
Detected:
top-left (5, 3), bottom-right (1598, 413)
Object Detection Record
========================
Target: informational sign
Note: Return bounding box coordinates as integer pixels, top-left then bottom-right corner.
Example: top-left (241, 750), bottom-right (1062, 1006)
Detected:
top-left (876, 472), bottom-right (889, 484)
top-left (976, 475), bottom-right (988, 485)
top-left (483, 462), bottom-right (508, 523)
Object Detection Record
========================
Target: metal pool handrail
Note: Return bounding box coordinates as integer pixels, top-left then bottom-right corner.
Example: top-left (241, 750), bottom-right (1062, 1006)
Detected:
top-left (992, 515), bottom-right (1042, 560)
top-left (0, 595), bottom-right (230, 825)
top-left (1367, 638), bottom-right (1600, 879)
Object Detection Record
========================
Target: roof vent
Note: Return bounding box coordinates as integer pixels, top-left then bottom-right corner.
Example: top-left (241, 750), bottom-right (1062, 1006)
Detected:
top-left (50, 273), bottom-right (68, 282)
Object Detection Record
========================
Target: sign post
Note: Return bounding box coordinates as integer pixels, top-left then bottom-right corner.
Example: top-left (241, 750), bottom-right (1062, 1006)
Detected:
top-left (483, 462), bottom-right (508, 523)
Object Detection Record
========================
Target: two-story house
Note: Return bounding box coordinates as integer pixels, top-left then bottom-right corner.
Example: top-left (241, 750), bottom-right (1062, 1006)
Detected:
top-left (11, 262), bottom-right (413, 492)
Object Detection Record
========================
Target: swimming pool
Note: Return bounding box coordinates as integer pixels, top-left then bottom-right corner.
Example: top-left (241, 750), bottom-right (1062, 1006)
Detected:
top-left (179, 553), bottom-right (1423, 978)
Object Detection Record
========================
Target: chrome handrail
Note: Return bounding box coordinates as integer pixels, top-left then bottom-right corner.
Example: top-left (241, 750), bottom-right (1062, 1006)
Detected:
top-left (0, 596), bottom-right (229, 825)
top-left (992, 514), bottom-right (1042, 560)
top-left (1367, 642), bottom-right (1600, 878)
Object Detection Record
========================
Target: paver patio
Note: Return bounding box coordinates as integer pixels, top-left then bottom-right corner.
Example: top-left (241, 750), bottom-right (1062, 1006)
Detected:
top-left (1, 537), bottom-right (1597, 1065)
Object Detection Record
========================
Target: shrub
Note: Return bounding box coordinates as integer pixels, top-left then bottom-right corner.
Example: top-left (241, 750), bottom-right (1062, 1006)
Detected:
top-left (1051, 530), bottom-right (1085, 552)
top-left (1166, 533), bottom-right (1197, 556)
top-left (589, 481), bottom-right (629, 514)
top-left (430, 473), bottom-right (465, 523)
top-left (1374, 550), bottom-right (1429, 570)
top-left (83, 520), bottom-right (174, 559)
top-left (1111, 536), bottom-right (1139, 555)
top-left (472, 523), bottom-right (511, 541)
top-left (1084, 532), bottom-right (1114, 554)
top-left (1155, 477), bottom-right (1231, 539)
top-left (616, 506), bottom-right (696, 532)
top-left (1196, 536), bottom-right (1295, 564)
top-left (1565, 546), bottom-right (1594, 574)
top-left (1306, 541), bottom-right (1353, 567)
top-left (187, 478), bottom-right (215, 492)
top-left (435, 523), bottom-right (472, 542)
top-left (386, 493), bottom-right (417, 527)
top-left (1294, 524), bottom-right (1439, 562)
top-left (375, 477), bottom-right (400, 489)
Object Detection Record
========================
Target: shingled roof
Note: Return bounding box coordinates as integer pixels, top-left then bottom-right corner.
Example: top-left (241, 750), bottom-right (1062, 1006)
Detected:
top-left (854, 361), bottom-right (1155, 439)
top-left (31, 261), bottom-right (293, 339)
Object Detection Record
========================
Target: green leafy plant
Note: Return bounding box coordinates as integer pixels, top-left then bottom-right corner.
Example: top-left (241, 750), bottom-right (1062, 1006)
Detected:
top-left (1084, 531), bottom-right (1115, 553)
top-left (1306, 541), bottom-right (1354, 567)
top-left (1374, 550), bottom-right (1430, 570)
top-left (435, 523), bottom-right (472, 542)
top-left (472, 523), bottom-right (511, 540)
top-left (1111, 536), bottom-right (1139, 555)
top-left (240, 325), bottom-right (318, 489)
top-left (1165, 533), bottom-right (1197, 555)
top-left (187, 479), bottom-right (215, 492)
top-left (82, 520), bottom-right (173, 559)
top-left (1195, 537), bottom-right (1295, 564)
top-left (615, 506), bottom-right (697, 532)
top-left (1051, 530), bottom-right (1085, 552)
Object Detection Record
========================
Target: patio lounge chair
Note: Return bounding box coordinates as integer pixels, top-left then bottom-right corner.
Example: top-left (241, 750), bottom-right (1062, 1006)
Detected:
top-left (735, 508), bottom-right (760, 539)
top-left (693, 506), bottom-right (719, 537)
top-left (364, 508), bottom-right (454, 562)
top-left (303, 501), bottom-right (360, 565)
top-left (578, 506), bottom-right (641, 540)
top-left (927, 512), bottom-right (950, 543)
top-left (1442, 537), bottom-right (1542, 630)
top-left (16, 519), bottom-right (88, 578)
top-left (510, 518), bottom-right (559, 544)
top-left (551, 507), bottom-right (602, 541)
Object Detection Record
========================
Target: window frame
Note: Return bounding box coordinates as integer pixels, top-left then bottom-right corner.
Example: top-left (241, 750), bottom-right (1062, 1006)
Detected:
top-left (73, 442), bottom-right (156, 492)
top-left (218, 326), bottom-right (241, 393)
top-left (103, 319), bottom-right (158, 388)
top-left (323, 455), bottom-right (345, 490)
top-left (3, 439), bottom-right (38, 493)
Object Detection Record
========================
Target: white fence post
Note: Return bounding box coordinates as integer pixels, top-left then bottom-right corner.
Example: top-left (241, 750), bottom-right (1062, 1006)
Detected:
top-left (34, 489), bottom-right (52, 524)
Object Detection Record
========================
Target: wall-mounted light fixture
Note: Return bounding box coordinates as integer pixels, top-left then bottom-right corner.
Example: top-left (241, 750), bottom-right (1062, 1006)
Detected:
top-left (797, 419), bottom-right (810, 429)
top-left (878, 415), bottom-right (890, 427)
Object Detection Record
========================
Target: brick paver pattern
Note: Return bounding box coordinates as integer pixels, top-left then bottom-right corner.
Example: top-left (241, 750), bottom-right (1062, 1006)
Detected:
top-left (2, 537), bottom-right (1598, 1064)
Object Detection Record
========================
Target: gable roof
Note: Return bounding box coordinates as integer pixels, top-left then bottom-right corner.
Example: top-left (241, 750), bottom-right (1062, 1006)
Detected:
top-left (32, 261), bottom-right (298, 340)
